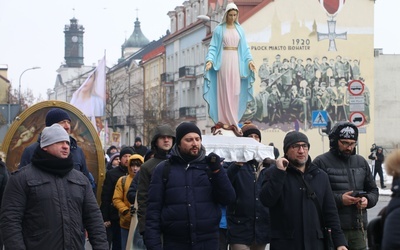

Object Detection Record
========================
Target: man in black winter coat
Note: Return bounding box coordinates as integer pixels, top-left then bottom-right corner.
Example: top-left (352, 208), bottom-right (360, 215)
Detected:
top-left (381, 149), bottom-right (400, 249)
top-left (127, 124), bottom-right (175, 237)
top-left (260, 131), bottom-right (347, 250)
top-left (133, 137), bottom-right (148, 157)
top-left (0, 124), bottom-right (108, 250)
top-left (226, 123), bottom-right (271, 249)
top-left (0, 156), bottom-right (8, 249)
top-left (368, 147), bottom-right (386, 189)
top-left (313, 121), bottom-right (379, 250)
top-left (100, 146), bottom-right (134, 250)
top-left (19, 108), bottom-right (91, 183)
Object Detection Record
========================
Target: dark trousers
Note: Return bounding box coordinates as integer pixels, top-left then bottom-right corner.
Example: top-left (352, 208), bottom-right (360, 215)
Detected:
top-left (219, 228), bottom-right (229, 250)
top-left (110, 219), bottom-right (122, 250)
top-left (343, 229), bottom-right (367, 250)
top-left (373, 164), bottom-right (385, 187)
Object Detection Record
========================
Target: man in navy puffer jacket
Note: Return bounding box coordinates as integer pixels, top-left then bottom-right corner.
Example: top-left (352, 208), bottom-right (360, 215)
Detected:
top-left (145, 122), bottom-right (236, 250)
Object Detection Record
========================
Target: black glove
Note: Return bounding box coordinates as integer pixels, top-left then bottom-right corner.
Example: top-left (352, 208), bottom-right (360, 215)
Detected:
top-left (262, 157), bottom-right (275, 168)
top-left (130, 205), bottom-right (136, 216)
top-left (206, 152), bottom-right (222, 172)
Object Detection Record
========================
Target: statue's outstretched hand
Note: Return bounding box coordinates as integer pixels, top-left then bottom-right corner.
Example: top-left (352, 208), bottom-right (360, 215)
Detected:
top-left (249, 61), bottom-right (256, 72)
top-left (205, 61), bottom-right (213, 71)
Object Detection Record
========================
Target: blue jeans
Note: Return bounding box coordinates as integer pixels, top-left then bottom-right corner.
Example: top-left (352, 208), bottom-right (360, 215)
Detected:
top-left (122, 225), bottom-right (146, 250)
top-left (120, 228), bottom-right (129, 250)
top-left (133, 227), bottom-right (146, 249)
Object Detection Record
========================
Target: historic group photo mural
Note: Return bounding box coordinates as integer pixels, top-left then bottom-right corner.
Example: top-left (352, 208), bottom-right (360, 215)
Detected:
top-left (241, 0), bottom-right (374, 134)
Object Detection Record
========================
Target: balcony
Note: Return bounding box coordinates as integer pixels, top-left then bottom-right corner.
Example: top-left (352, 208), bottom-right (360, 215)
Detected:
top-left (161, 72), bottom-right (174, 84)
top-left (179, 66), bottom-right (195, 78)
top-left (179, 107), bottom-right (196, 118)
top-left (107, 116), bottom-right (126, 127)
top-left (126, 115), bottom-right (135, 126)
top-left (144, 110), bottom-right (157, 120)
top-left (161, 109), bottom-right (174, 120)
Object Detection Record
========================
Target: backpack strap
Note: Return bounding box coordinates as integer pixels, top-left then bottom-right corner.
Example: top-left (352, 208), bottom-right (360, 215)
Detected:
top-left (121, 175), bottom-right (127, 193)
top-left (162, 159), bottom-right (171, 185)
top-left (162, 159), bottom-right (213, 185)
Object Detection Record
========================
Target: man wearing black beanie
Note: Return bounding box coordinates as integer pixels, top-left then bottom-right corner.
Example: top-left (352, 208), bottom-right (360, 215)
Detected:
top-left (145, 122), bottom-right (235, 249)
top-left (260, 131), bottom-right (348, 249)
top-left (313, 121), bottom-right (378, 249)
top-left (226, 122), bottom-right (271, 250)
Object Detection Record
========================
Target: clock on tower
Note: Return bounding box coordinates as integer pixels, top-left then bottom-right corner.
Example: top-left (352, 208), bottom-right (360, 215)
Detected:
top-left (64, 17), bottom-right (84, 67)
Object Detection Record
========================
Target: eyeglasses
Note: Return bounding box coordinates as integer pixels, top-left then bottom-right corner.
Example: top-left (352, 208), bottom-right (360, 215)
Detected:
top-left (339, 140), bottom-right (357, 147)
top-left (290, 143), bottom-right (309, 150)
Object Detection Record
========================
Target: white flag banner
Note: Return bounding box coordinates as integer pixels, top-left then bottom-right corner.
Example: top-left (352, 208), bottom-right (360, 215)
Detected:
top-left (70, 56), bottom-right (106, 131)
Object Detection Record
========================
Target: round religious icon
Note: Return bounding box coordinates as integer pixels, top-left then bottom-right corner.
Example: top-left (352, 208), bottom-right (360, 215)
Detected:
top-left (1, 100), bottom-right (105, 202)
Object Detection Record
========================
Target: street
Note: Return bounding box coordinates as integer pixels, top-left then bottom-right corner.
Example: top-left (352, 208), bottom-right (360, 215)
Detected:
top-left (368, 188), bottom-right (391, 220)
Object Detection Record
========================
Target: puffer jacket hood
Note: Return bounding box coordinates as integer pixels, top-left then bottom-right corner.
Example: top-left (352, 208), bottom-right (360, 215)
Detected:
top-left (127, 154), bottom-right (144, 176)
top-left (150, 125), bottom-right (176, 150)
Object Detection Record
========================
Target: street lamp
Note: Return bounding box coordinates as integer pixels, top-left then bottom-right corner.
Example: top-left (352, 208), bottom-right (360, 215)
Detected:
top-left (19, 66), bottom-right (41, 107)
top-left (197, 15), bottom-right (220, 24)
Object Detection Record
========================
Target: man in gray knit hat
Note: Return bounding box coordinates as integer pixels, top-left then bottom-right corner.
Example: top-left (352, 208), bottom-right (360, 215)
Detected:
top-left (19, 108), bottom-right (91, 183)
top-left (0, 124), bottom-right (108, 249)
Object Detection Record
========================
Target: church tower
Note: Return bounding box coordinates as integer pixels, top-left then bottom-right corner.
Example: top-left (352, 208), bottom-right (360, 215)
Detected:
top-left (64, 17), bottom-right (84, 67)
top-left (121, 17), bottom-right (150, 59)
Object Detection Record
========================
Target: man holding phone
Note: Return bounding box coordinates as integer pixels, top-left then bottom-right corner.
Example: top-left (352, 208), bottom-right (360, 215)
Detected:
top-left (313, 121), bottom-right (379, 250)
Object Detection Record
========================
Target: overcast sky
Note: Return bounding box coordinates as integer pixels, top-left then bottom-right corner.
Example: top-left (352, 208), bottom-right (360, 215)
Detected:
top-left (0, 0), bottom-right (399, 99)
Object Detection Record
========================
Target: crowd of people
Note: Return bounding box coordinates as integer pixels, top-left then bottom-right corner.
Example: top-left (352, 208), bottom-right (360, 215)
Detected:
top-left (0, 106), bottom-right (395, 250)
top-left (0, 4), bottom-right (393, 249)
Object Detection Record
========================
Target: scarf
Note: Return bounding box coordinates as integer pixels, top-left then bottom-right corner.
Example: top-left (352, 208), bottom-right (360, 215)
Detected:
top-left (31, 146), bottom-right (74, 176)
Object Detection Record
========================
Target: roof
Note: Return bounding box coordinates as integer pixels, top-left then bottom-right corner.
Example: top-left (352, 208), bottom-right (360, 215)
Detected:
top-left (142, 46), bottom-right (165, 63)
top-left (122, 18), bottom-right (150, 48)
top-left (0, 75), bottom-right (10, 83)
top-left (110, 36), bottom-right (166, 73)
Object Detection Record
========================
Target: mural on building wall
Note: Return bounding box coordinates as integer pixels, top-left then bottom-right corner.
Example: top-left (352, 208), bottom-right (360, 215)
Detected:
top-left (251, 54), bottom-right (369, 127)
top-left (242, 0), bottom-right (373, 132)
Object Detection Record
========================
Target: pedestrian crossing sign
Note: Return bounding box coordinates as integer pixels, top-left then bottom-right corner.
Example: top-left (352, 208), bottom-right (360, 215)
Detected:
top-left (312, 110), bottom-right (328, 127)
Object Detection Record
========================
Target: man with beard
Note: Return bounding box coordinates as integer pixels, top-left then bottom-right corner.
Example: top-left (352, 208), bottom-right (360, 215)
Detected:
top-left (226, 123), bottom-right (271, 250)
top-left (0, 124), bottom-right (108, 249)
top-left (260, 131), bottom-right (347, 250)
top-left (313, 122), bottom-right (378, 250)
top-left (145, 122), bottom-right (235, 249)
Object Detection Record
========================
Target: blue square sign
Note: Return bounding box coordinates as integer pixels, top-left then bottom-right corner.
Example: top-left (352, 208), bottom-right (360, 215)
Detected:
top-left (312, 110), bottom-right (328, 127)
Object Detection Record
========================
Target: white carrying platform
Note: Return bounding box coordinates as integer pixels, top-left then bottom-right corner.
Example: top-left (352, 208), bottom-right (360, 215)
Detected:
top-left (202, 134), bottom-right (275, 162)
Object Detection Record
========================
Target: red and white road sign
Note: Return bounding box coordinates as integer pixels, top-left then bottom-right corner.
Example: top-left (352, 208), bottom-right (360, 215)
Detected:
top-left (349, 112), bottom-right (366, 127)
top-left (348, 80), bottom-right (365, 96)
